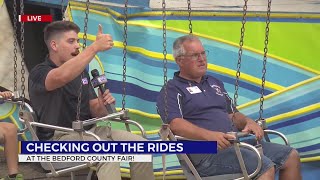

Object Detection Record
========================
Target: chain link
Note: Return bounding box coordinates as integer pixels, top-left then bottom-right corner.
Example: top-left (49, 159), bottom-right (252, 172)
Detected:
top-left (258, 0), bottom-right (272, 121)
top-left (122, 0), bottom-right (128, 110)
top-left (76, 0), bottom-right (90, 121)
top-left (20, 0), bottom-right (26, 107)
top-left (162, 0), bottom-right (169, 123)
top-left (13, 0), bottom-right (18, 92)
top-left (232, 0), bottom-right (248, 129)
top-left (187, 0), bottom-right (192, 34)
top-left (61, 0), bottom-right (65, 20)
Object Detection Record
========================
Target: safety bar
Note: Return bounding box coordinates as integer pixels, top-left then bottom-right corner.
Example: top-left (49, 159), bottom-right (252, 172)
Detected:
top-left (159, 125), bottom-right (262, 180)
top-left (264, 129), bottom-right (290, 145)
top-left (109, 117), bottom-right (146, 138)
top-left (235, 142), bottom-right (262, 180)
top-left (19, 110), bottom-right (99, 177)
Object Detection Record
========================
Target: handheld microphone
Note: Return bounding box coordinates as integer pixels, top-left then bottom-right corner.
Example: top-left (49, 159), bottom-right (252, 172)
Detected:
top-left (91, 69), bottom-right (117, 114)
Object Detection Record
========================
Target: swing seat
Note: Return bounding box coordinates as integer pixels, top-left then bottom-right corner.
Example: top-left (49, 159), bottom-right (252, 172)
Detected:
top-left (158, 125), bottom-right (263, 180)
top-left (159, 124), bottom-right (291, 180)
top-left (11, 100), bottom-right (147, 179)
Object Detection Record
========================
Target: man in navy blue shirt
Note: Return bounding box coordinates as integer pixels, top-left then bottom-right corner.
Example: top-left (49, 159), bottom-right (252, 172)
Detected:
top-left (157, 35), bottom-right (301, 180)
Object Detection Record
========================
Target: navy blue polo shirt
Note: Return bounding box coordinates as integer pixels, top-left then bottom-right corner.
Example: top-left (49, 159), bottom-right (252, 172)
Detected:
top-left (157, 72), bottom-right (238, 133)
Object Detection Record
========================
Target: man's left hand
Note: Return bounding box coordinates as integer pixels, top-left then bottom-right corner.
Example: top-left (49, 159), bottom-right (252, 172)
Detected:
top-left (99, 89), bottom-right (115, 106)
top-left (242, 120), bottom-right (264, 140)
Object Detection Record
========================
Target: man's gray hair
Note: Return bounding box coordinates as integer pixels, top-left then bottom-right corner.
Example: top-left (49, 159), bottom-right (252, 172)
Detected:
top-left (172, 35), bottom-right (201, 58)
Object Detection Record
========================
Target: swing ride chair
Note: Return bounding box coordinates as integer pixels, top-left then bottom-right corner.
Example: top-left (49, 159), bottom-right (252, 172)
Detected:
top-left (6, 98), bottom-right (138, 179)
top-left (5, 0), bottom-right (147, 178)
top-left (158, 0), bottom-right (290, 179)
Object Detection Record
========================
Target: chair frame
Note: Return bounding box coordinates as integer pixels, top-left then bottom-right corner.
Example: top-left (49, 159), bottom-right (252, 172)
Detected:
top-left (159, 123), bottom-right (290, 180)
top-left (5, 99), bottom-right (147, 179)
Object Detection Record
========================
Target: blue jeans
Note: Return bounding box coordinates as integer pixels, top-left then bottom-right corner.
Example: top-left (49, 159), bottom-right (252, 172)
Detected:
top-left (188, 139), bottom-right (293, 179)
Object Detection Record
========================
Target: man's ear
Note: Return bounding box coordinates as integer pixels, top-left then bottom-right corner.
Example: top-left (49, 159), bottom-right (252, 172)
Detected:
top-left (50, 40), bottom-right (58, 51)
top-left (176, 57), bottom-right (182, 66)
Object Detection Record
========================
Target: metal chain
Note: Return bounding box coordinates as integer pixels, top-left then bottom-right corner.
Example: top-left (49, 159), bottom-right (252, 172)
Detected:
top-left (258, 0), bottom-right (272, 121)
top-left (122, 0), bottom-right (128, 110)
top-left (162, 0), bottom-right (169, 123)
top-left (76, 0), bottom-right (90, 121)
top-left (13, 0), bottom-right (18, 92)
top-left (61, 0), bottom-right (65, 20)
top-left (187, 0), bottom-right (192, 34)
top-left (20, 0), bottom-right (26, 106)
top-left (232, 0), bottom-right (248, 129)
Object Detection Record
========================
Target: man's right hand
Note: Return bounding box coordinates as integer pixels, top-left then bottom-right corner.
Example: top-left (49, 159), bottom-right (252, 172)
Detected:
top-left (206, 131), bottom-right (236, 150)
top-left (94, 24), bottom-right (114, 52)
top-left (0, 91), bottom-right (13, 100)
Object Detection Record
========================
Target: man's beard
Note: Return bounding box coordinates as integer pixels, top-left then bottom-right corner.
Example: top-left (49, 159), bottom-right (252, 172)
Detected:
top-left (71, 49), bottom-right (80, 56)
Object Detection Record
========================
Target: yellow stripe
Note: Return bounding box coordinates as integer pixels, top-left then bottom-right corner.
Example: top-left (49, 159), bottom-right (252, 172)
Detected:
top-left (238, 75), bottom-right (320, 109)
top-left (267, 103), bottom-right (320, 123)
top-left (128, 20), bottom-right (319, 75)
top-left (67, 2), bottom-right (74, 22)
top-left (131, 129), bottom-right (160, 135)
top-left (77, 42), bottom-right (105, 72)
top-left (78, 32), bottom-right (283, 91)
top-left (70, 4), bottom-right (319, 76)
top-left (120, 169), bottom-right (185, 179)
top-left (121, 167), bottom-right (184, 175)
top-left (69, 2), bottom-right (320, 19)
top-left (94, 55), bottom-right (105, 72)
top-left (154, 170), bottom-right (184, 176)
top-left (301, 156), bottom-right (320, 163)
top-left (115, 108), bottom-right (160, 119)
top-left (265, 54), bottom-right (319, 75)
top-left (18, 141), bottom-right (21, 154)
top-left (0, 104), bottom-right (16, 119)
top-left (126, 11), bottom-right (320, 19)
top-left (207, 64), bottom-right (284, 91)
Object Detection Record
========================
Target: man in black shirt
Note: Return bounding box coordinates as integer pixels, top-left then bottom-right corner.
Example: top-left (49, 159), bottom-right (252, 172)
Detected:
top-left (28, 21), bottom-right (154, 180)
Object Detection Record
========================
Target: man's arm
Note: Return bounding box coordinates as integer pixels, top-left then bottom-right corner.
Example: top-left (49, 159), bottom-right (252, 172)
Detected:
top-left (228, 112), bottom-right (248, 130)
top-left (228, 112), bottom-right (264, 140)
top-left (45, 25), bottom-right (113, 91)
top-left (170, 118), bottom-right (235, 150)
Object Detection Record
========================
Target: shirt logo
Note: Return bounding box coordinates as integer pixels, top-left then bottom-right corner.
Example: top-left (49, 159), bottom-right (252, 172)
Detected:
top-left (82, 77), bottom-right (88, 85)
top-left (211, 84), bottom-right (224, 96)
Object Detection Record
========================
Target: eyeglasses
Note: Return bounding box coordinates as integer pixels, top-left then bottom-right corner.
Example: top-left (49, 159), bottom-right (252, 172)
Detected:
top-left (179, 50), bottom-right (209, 61)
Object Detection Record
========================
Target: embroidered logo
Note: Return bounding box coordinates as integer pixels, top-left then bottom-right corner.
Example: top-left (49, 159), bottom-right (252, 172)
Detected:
top-left (82, 77), bottom-right (88, 85)
top-left (211, 84), bottom-right (224, 96)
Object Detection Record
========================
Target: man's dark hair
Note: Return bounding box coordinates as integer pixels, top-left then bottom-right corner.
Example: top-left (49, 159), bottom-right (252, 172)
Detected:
top-left (43, 21), bottom-right (80, 46)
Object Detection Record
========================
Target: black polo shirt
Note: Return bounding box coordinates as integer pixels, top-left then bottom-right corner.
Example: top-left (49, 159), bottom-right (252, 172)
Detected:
top-left (28, 57), bottom-right (97, 140)
top-left (157, 72), bottom-right (238, 133)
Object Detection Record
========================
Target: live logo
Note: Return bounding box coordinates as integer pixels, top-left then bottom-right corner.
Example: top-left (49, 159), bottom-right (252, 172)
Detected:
top-left (19, 15), bottom-right (52, 22)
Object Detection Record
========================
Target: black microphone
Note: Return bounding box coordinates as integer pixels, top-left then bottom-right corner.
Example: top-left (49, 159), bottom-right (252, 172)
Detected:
top-left (91, 69), bottom-right (117, 114)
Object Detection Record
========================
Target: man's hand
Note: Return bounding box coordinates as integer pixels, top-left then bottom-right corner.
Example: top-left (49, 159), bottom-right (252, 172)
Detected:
top-left (206, 131), bottom-right (236, 150)
top-left (0, 91), bottom-right (13, 99)
top-left (99, 89), bottom-right (115, 106)
top-left (94, 24), bottom-right (114, 52)
top-left (242, 120), bottom-right (264, 140)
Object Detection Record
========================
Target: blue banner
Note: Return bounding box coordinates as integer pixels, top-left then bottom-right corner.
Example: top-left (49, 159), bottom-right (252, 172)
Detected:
top-left (21, 141), bottom-right (217, 154)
